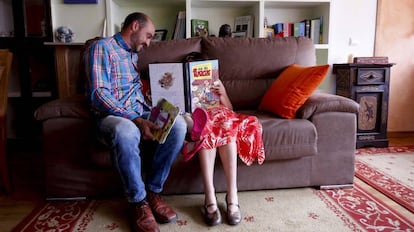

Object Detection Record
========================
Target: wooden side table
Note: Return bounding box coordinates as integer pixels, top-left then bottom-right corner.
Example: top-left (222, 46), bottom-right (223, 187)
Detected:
top-left (333, 63), bottom-right (394, 148)
top-left (44, 42), bottom-right (84, 98)
top-left (1, 50), bottom-right (13, 194)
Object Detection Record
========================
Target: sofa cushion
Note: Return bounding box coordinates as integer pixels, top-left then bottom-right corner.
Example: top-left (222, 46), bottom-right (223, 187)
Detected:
top-left (34, 96), bottom-right (89, 121)
top-left (297, 93), bottom-right (360, 119)
top-left (201, 36), bottom-right (316, 110)
top-left (138, 37), bottom-right (202, 80)
top-left (237, 110), bottom-right (317, 160)
top-left (258, 64), bottom-right (329, 119)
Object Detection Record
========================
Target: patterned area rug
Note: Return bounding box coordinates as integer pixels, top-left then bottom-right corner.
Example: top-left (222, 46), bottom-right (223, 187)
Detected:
top-left (12, 182), bottom-right (414, 232)
top-left (355, 145), bottom-right (414, 213)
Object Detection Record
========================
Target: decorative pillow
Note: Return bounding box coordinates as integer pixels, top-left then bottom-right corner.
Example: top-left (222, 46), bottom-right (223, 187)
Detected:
top-left (258, 64), bottom-right (329, 119)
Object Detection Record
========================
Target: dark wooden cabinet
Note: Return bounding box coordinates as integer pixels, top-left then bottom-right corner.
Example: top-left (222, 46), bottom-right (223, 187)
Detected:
top-left (333, 63), bottom-right (394, 148)
top-left (0, 0), bottom-right (55, 143)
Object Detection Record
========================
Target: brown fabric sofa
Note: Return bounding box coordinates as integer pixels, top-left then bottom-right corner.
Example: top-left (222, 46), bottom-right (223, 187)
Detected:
top-left (34, 36), bottom-right (359, 199)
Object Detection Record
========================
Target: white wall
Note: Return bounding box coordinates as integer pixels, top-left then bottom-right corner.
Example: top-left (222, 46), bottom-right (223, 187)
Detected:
top-left (325, 0), bottom-right (378, 93)
top-left (329, 0), bottom-right (377, 63)
top-left (51, 1), bottom-right (106, 43)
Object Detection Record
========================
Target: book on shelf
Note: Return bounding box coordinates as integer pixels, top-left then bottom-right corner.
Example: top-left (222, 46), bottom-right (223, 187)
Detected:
top-left (283, 22), bottom-right (293, 37)
top-left (272, 23), bottom-right (283, 38)
top-left (310, 17), bottom-right (320, 44)
top-left (191, 19), bottom-right (209, 37)
top-left (300, 19), bottom-right (311, 38)
top-left (234, 15), bottom-right (254, 37)
top-left (148, 98), bottom-right (180, 144)
top-left (309, 16), bottom-right (323, 44)
top-left (149, 59), bottom-right (220, 113)
top-left (271, 22), bottom-right (294, 37)
top-left (318, 16), bottom-right (323, 44)
top-left (293, 22), bottom-right (305, 37)
top-left (172, 11), bottom-right (186, 40)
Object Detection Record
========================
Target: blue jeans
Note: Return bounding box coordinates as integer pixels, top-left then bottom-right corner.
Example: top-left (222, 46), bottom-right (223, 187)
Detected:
top-left (96, 112), bottom-right (186, 203)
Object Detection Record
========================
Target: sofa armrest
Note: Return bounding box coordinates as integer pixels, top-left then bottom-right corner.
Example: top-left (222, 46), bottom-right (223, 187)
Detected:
top-left (296, 93), bottom-right (359, 119)
top-left (34, 95), bottom-right (90, 121)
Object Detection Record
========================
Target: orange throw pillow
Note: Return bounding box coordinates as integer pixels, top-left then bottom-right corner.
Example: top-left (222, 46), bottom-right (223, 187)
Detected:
top-left (259, 64), bottom-right (329, 119)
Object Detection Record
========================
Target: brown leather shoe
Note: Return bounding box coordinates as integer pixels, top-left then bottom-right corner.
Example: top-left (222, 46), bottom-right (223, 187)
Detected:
top-left (147, 192), bottom-right (178, 223)
top-left (226, 194), bottom-right (241, 225)
top-left (202, 203), bottom-right (222, 226)
top-left (131, 201), bottom-right (160, 232)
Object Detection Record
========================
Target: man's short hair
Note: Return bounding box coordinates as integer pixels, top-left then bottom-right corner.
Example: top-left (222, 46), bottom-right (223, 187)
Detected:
top-left (122, 12), bottom-right (149, 30)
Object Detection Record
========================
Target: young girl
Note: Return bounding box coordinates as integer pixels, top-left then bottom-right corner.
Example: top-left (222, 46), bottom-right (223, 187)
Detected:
top-left (181, 52), bottom-right (265, 226)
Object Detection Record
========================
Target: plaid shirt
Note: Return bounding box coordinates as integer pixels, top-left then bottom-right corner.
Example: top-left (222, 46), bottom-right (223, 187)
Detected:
top-left (86, 33), bottom-right (149, 120)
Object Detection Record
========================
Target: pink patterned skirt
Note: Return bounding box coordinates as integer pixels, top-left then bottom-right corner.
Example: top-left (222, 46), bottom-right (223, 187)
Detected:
top-left (201, 105), bottom-right (265, 166)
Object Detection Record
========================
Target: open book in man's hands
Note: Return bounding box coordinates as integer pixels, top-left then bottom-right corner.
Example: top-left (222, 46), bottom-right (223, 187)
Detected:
top-left (148, 98), bottom-right (180, 144)
top-left (149, 59), bottom-right (220, 113)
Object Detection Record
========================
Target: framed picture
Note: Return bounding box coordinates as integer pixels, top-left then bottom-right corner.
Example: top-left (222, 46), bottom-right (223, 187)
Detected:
top-left (64, 0), bottom-right (98, 4)
top-left (232, 31), bottom-right (247, 38)
top-left (152, 29), bottom-right (168, 42)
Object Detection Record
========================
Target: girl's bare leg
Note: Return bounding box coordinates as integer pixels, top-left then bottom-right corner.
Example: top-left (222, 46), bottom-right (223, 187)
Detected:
top-left (199, 148), bottom-right (218, 213)
top-left (218, 141), bottom-right (239, 213)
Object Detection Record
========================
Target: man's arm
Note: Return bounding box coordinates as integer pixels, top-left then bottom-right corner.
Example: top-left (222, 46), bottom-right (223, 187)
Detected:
top-left (87, 41), bottom-right (139, 120)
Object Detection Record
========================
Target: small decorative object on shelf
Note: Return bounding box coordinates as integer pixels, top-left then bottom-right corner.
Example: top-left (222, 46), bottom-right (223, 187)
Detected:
top-left (353, 56), bottom-right (389, 64)
top-left (191, 19), bottom-right (209, 37)
top-left (55, 26), bottom-right (74, 43)
top-left (333, 62), bottom-right (395, 148)
top-left (218, 24), bottom-right (232, 38)
top-left (264, 28), bottom-right (274, 38)
top-left (152, 29), bottom-right (167, 42)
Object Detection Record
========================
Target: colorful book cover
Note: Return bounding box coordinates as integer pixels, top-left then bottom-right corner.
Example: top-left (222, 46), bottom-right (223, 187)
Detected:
top-left (149, 59), bottom-right (220, 113)
top-left (191, 19), bottom-right (209, 37)
top-left (185, 59), bottom-right (220, 112)
top-left (294, 22), bottom-right (305, 37)
top-left (148, 98), bottom-right (180, 144)
top-left (272, 23), bottom-right (284, 38)
top-left (149, 63), bottom-right (186, 113)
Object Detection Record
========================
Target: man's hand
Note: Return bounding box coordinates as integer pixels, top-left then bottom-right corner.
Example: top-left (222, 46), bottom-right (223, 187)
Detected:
top-left (132, 117), bottom-right (159, 140)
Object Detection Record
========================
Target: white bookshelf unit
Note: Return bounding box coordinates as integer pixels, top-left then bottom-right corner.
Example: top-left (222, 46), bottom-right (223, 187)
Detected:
top-left (105, 0), bottom-right (186, 40)
top-left (50, 0), bottom-right (332, 85)
top-left (52, 1), bottom-right (330, 40)
top-left (102, 0), bottom-right (330, 63)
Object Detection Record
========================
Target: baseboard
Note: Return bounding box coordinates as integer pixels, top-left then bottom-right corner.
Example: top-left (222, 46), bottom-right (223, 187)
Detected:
top-left (387, 131), bottom-right (414, 138)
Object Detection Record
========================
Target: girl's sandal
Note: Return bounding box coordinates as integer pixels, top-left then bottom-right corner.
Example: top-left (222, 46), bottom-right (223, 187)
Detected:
top-left (181, 138), bottom-right (205, 162)
top-left (190, 107), bottom-right (208, 141)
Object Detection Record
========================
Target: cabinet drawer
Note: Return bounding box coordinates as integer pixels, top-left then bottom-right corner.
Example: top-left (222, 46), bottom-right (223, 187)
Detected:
top-left (356, 68), bottom-right (386, 85)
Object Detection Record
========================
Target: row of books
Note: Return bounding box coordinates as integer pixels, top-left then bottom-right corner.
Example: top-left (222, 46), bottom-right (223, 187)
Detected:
top-left (172, 12), bottom-right (322, 41)
top-left (267, 16), bottom-right (323, 44)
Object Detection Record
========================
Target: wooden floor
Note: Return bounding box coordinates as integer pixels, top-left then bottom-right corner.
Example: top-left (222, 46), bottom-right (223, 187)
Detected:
top-left (1, 133), bottom-right (414, 231)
